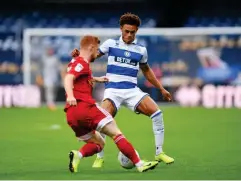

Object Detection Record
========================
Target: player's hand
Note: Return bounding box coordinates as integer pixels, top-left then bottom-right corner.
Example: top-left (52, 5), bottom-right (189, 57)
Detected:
top-left (67, 96), bottom-right (77, 106)
top-left (160, 89), bottom-right (172, 102)
top-left (71, 48), bottom-right (80, 58)
top-left (94, 76), bottom-right (109, 83)
top-left (88, 79), bottom-right (94, 86)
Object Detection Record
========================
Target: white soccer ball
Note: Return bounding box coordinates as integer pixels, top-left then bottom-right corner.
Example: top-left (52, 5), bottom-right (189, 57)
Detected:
top-left (118, 150), bottom-right (139, 169)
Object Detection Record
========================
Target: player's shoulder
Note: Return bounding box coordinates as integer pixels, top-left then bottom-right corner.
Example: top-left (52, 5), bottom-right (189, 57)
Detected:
top-left (102, 38), bottom-right (117, 45)
top-left (135, 40), bottom-right (147, 51)
top-left (68, 57), bottom-right (87, 72)
top-left (135, 42), bottom-right (146, 48)
top-left (138, 45), bottom-right (147, 52)
top-left (69, 57), bottom-right (87, 67)
top-left (71, 56), bottom-right (83, 62)
top-left (133, 42), bottom-right (147, 55)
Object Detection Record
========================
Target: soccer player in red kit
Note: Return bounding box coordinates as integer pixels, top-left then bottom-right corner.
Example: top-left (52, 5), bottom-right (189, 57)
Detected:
top-left (64, 35), bottom-right (158, 173)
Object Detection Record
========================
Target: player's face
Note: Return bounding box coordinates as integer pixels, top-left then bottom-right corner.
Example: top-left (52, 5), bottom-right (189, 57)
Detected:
top-left (90, 44), bottom-right (99, 62)
top-left (121, 24), bottom-right (138, 44)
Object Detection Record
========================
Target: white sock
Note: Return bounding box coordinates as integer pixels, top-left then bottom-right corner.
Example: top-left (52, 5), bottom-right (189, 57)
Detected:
top-left (150, 110), bottom-right (164, 155)
top-left (97, 133), bottom-right (106, 158)
top-left (135, 160), bottom-right (143, 167)
top-left (78, 151), bottom-right (83, 159)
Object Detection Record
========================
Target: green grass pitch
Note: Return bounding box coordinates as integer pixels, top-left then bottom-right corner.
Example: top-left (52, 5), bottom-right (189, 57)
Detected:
top-left (0, 106), bottom-right (241, 180)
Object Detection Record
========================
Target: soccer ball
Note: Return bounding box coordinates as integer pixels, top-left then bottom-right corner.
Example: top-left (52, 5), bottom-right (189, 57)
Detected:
top-left (118, 150), bottom-right (139, 169)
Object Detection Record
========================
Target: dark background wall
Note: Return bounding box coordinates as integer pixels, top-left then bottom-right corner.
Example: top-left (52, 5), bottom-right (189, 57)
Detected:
top-left (1, 0), bottom-right (241, 27)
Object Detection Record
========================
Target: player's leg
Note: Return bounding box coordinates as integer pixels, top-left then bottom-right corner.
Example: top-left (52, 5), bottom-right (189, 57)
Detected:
top-left (66, 102), bottom-right (105, 172)
top-left (100, 120), bottom-right (158, 172)
top-left (124, 88), bottom-right (174, 164)
top-left (93, 89), bottom-right (122, 168)
top-left (69, 131), bottom-right (105, 172)
top-left (135, 95), bottom-right (174, 164)
top-left (44, 85), bottom-right (56, 110)
top-left (101, 98), bottom-right (118, 117)
top-left (78, 131), bottom-right (105, 158)
top-left (92, 99), bottom-right (116, 167)
top-left (90, 103), bottom-right (158, 172)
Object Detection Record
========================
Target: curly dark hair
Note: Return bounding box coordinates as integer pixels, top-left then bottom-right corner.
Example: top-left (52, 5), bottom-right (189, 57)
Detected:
top-left (119, 12), bottom-right (141, 27)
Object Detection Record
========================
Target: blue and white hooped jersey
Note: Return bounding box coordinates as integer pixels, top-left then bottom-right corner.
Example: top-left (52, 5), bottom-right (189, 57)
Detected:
top-left (99, 36), bottom-right (148, 89)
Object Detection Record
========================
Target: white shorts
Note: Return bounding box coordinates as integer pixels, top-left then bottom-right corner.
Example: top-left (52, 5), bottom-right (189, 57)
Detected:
top-left (103, 87), bottom-right (149, 114)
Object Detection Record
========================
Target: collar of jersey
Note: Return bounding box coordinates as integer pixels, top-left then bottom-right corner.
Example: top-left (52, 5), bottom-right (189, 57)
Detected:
top-left (83, 58), bottom-right (89, 63)
top-left (119, 36), bottom-right (137, 44)
top-left (78, 56), bottom-right (89, 64)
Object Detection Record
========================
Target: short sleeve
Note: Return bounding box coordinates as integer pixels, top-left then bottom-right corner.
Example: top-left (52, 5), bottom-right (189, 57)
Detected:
top-left (140, 47), bottom-right (148, 64)
top-left (67, 59), bottom-right (88, 78)
top-left (98, 39), bottom-right (113, 54)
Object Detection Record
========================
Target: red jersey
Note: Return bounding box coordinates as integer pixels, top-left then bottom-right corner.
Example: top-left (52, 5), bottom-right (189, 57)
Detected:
top-left (64, 57), bottom-right (95, 110)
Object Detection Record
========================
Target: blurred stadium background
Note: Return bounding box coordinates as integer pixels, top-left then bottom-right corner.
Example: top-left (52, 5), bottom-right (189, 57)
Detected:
top-left (1, 0), bottom-right (241, 180)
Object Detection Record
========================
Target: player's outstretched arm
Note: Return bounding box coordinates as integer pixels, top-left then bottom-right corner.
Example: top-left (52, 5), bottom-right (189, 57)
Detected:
top-left (92, 76), bottom-right (109, 83)
top-left (64, 74), bottom-right (77, 106)
top-left (88, 76), bottom-right (108, 87)
top-left (140, 63), bottom-right (172, 102)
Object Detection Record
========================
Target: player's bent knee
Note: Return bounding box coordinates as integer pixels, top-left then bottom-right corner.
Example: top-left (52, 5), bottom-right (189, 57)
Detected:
top-left (109, 130), bottom-right (122, 139)
top-left (84, 132), bottom-right (105, 149)
top-left (136, 96), bottom-right (159, 116)
top-left (97, 135), bottom-right (105, 149)
top-left (95, 142), bottom-right (104, 152)
top-left (92, 136), bottom-right (105, 149)
top-left (101, 99), bottom-right (116, 116)
top-left (100, 121), bottom-right (122, 139)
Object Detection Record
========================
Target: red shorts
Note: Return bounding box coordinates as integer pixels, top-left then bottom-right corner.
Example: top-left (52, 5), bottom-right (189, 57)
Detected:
top-left (65, 101), bottom-right (113, 140)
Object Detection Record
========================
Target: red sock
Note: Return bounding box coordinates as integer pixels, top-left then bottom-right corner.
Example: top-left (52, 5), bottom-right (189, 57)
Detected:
top-left (79, 143), bottom-right (102, 157)
top-left (114, 134), bottom-right (140, 164)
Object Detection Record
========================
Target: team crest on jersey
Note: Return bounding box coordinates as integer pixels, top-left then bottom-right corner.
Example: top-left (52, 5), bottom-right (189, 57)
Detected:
top-left (74, 63), bottom-right (83, 72)
top-left (124, 51), bottom-right (131, 58)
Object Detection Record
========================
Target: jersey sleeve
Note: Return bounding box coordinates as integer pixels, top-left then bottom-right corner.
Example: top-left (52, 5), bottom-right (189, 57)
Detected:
top-left (67, 59), bottom-right (88, 78)
top-left (98, 39), bottom-right (113, 54)
top-left (140, 47), bottom-right (148, 64)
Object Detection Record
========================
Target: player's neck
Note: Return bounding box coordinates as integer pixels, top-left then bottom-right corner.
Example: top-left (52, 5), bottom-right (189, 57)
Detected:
top-left (79, 50), bottom-right (91, 63)
top-left (121, 36), bottom-right (136, 45)
top-left (122, 38), bottom-right (131, 44)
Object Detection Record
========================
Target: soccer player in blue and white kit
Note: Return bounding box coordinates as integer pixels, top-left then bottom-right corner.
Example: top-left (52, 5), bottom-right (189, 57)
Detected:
top-left (71, 13), bottom-right (174, 168)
